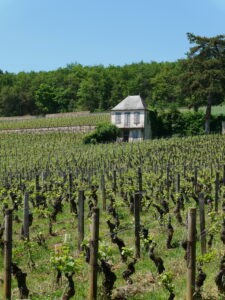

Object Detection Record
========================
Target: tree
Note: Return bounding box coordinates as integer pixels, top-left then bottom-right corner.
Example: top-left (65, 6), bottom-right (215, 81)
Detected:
top-left (0, 86), bottom-right (21, 116)
top-left (180, 33), bottom-right (225, 133)
top-left (34, 83), bottom-right (59, 114)
top-left (77, 67), bottom-right (110, 111)
top-left (150, 62), bottom-right (182, 109)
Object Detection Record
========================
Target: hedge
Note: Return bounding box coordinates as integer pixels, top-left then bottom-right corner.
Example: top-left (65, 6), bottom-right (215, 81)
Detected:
top-left (150, 109), bottom-right (225, 138)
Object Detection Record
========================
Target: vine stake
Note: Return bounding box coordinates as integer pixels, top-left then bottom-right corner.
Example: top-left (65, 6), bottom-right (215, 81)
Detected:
top-left (186, 208), bottom-right (196, 300)
top-left (88, 207), bottom-right (99, 300)
top-left (4, 209), bottom-right (13, 300)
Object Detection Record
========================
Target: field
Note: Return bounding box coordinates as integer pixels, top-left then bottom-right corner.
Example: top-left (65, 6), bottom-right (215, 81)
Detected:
top-left (179, 104), bottom-right (225, 115)
top-left (0, 104), bottom-right (224, 134)
top-left (0, 113), bottom-right (110, 131)
top-left (0, 132), bottom-right (225, 299)
top-left (0, 104), bottom-right (224, 132)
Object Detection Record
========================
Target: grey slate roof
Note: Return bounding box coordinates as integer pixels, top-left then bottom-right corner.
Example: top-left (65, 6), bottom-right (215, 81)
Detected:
top-left (111, 95), bottom-right (147, 111)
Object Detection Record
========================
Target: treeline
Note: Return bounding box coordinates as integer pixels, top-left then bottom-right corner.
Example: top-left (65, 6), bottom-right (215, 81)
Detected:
top-left (0, 59), bottom-right (224, 117)
top-left (0, 61), bottom-right (185, 116)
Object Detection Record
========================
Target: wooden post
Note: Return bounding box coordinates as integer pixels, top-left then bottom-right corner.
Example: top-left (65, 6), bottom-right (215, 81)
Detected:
top-left (134, 192), bottom-right (141, 259)
top-left (41, 171), bottom-right (45, 189)
top-left (186, 208), bottom-right (196, 300)
top-left (88, 172), bottom-right (91, 188)
top-left (210, 164), bottom-right (213, 179)
top-left (166, 167), bottom-right (170, 192)
top-left (194, 167), bottom-right (198, 190)
top-left (113, 170), bottom-right (117, 194)
top-left (19, 172), bottom-right (22, 188)
top-left (138, 167), bottom-right (143, 211)
top-left (223, 165), bottom-right (225, 186)
top-left (35, 174), bottom-right (40, 192)
top-left (88, 207), bottom-right (99, 300)
top-left (23, 191), bottom-right (30, 240)
top-left (199, 193), bottom-right (206, 255)
top-left (215, 172), bottom-right (219, 212)
top-left (183, 164), bottom-right (187, 178)
top-left (138, 167), bottom-right (142, 193)
top-left (4, 209), bottom-right (13, 300)
top-left (101, 174), bottom-right (106, 211)
top-left (176, 173), bottom-right (180, 193)
top-left (78, 190), bottom-right (85, 251)
top-left (68, 173), bottom-right (72, 198)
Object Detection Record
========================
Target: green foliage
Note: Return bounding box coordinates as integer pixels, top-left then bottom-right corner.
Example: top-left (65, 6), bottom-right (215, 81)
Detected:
top-left (0, 61), bottom-right (184, 117)
top-left (157, 108), bottom-right (185, 137)
top-left (180, 33), bottom-right (225, 133)
top-left (197, 250), bottom-right (217, 265)
top-left (208, 211), bottom-right (223, 234)
top-left (35, 84), bottom-right (59, 114)
top-left (1, 52), bottom-right (225, 118)
top-left (50, 244), bottom-right (82, 274)
top-left (121, 247), bottom-right (134, 259)
top-left (83, 123), bottom-right (120, 144)
top-left (182, 111), bottom-right (205, 135)
top-left (1, 133), bottom-right (225, 299)
top-left (140, 234), bottom-right (154, 249)
top-left (98, 243), bottom-right (114, 261)
top-left (159, 271), bottom-right (175, 294)
top-left (153, 109), bottom-right (225, 137)
top-left (12, 239), bottom-right (38, 265)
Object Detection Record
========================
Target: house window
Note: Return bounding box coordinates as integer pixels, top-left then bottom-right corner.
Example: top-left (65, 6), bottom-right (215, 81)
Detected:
top-left (115, 112), bottom-right (121, 124)
top-left (124, 112), bottom-right (130, 126)
top-left (134, 112), bottom-right (140, 124)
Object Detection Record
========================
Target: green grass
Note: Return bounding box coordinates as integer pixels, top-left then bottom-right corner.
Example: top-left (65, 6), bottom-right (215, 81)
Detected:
top-left (179, 104), bottom-right (225, 115)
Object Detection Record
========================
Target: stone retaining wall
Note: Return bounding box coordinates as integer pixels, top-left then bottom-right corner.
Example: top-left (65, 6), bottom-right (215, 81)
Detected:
top-left (0, 125), bottom-right (96, 134)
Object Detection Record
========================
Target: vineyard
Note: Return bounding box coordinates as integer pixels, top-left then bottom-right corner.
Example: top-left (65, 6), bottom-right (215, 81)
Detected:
top-left (0, 113), bottom-right (110, 131)
top-left (0, 132), bottom-right (225, 299)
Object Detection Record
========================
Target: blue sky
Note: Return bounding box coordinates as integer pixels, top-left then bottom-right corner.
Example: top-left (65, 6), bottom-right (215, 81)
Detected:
top-left (0, 0), bottom-right (225, 73)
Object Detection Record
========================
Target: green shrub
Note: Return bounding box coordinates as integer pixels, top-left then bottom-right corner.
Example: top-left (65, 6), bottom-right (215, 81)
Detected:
top-left (182, 111), bottom-right (205, 136)
top-left (157, 109), bottom-right (185, 137)
top-left (154, 109), bottom-right (224, 138)
top-left (83, 123), bottom-right (120, 144)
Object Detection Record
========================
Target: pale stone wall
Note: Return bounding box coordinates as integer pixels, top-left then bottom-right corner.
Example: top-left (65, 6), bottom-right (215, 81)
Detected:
top-left (0, 125), bottom-right (95, 134)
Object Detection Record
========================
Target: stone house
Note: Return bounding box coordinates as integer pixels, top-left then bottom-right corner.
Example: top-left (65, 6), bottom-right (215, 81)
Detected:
top-left (111, 95), bottom-right (152, 142)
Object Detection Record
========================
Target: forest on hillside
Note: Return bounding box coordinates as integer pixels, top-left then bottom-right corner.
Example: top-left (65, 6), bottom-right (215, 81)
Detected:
top-left (0, 61), bottom-right (185, 116)
top-left (1, 34), bottom-right (225, 117)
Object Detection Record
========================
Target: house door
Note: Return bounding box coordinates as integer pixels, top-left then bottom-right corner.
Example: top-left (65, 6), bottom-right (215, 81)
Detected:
top-left (123, 130), bottom-right (129, 142)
